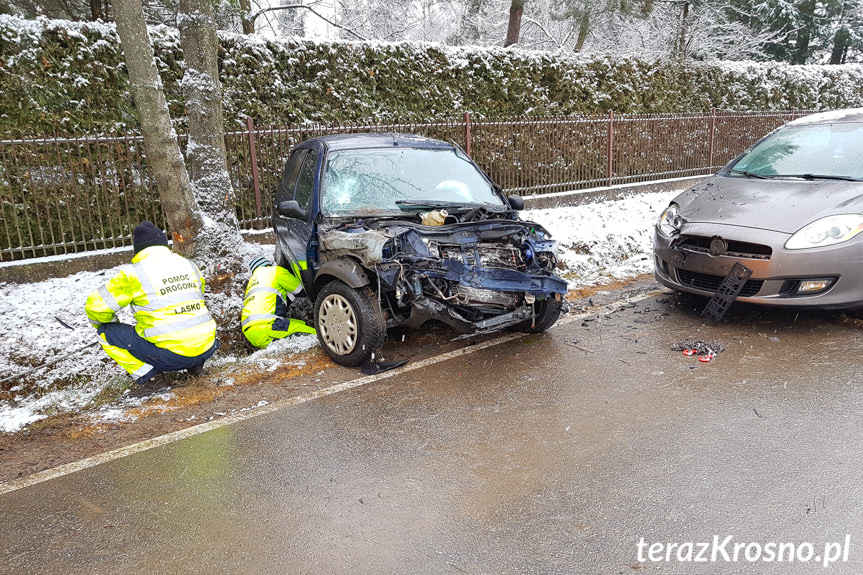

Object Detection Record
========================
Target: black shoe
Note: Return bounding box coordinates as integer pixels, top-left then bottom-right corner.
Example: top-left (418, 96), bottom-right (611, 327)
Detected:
top-left (129, 374), bottom-right (170, 398)
top-left (188, 365), bottom-right (204, 377)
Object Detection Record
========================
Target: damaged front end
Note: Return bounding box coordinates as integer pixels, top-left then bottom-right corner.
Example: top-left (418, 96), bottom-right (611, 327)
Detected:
top-left (317, 217), bottom-right (568, 335)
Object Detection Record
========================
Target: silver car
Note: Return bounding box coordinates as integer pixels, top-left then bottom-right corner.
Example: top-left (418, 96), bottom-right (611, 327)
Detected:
top-left (654, 108), bottom-right (863, 309)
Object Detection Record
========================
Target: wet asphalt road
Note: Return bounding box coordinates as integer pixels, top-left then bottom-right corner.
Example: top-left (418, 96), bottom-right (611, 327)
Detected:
top-left (3, 287), bottom-right (863, 574)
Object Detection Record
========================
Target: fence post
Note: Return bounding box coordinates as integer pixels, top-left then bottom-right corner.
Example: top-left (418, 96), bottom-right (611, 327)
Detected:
top-left (464, 111), bottom-right (471, 156)
top-left (708, 108), bottom-right (716, 171)
top-left (246, 117), bottom-right (262, 219)
top-left (607, 110), bottom-right (614, 187)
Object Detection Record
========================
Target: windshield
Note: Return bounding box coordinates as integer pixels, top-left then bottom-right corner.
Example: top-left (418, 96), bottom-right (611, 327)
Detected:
top-left (321, 147), bottom-right (503, 216)
top-left (729, 123), bottom-right (863, 180)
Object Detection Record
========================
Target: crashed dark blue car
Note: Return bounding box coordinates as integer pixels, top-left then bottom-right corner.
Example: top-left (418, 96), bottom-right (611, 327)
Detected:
top-left (273, 133), bottom-right (567, 366)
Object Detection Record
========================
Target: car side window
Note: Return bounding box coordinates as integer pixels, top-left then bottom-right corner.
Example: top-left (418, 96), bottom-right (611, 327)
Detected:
top-left (294, 149), bottom-right (318, 211)
top-left (275, 149), bottom-right (307, 204)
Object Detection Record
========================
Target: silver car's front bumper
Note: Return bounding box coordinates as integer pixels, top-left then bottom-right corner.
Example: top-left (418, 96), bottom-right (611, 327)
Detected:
top-left (653, 222), bottom-right (863, 309)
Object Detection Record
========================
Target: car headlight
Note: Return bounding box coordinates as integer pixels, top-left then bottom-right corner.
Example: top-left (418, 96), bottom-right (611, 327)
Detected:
top-left (785, 215), bottom-right (863, 250)
top-left (657, 203), bottom-right (682, 236)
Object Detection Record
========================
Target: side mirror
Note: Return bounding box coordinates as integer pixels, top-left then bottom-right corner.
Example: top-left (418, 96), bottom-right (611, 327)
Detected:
top-left (277, 200), bottom-right (307, 220)
top-left (507, 194), bottom-right (525, 211)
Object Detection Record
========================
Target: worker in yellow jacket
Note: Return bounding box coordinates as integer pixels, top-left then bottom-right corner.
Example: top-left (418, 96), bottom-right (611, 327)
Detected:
top-left (85, 221), bottom-right (219, 398)
top-left (241, 257), bottom-right (316, 348)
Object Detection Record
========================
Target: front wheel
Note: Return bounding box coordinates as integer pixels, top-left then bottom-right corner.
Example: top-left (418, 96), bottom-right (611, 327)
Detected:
top-left (513, 297), bottom-right (562, 333)
top-left (314, 280), bottom-right (385, 367)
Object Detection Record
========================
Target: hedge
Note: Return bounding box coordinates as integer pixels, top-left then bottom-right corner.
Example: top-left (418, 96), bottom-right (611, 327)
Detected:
top-left (1, 14), bottom-right (863, 138)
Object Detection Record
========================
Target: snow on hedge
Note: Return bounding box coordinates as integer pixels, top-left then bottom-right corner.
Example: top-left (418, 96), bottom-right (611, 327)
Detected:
top-left (2, 14), bottom-right (862, 137)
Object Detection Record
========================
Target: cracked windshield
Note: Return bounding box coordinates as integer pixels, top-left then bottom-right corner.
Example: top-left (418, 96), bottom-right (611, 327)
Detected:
top-left (321, 147), bottom-right (504, 216)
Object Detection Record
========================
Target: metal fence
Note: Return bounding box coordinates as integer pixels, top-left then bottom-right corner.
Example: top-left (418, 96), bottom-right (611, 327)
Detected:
top-left (0, 110), bottom-right (809, 261)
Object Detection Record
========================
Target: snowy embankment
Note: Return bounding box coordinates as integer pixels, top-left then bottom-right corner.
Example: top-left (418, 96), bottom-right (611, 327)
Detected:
top-left (0, 189), bottom-right (678, 433)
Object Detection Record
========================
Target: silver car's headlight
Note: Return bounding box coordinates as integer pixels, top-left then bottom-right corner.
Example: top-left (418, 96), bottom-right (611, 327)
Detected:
top-left (657, 203), bottom-right (682, 236)
top-left (785, 215), bottom-right (863, 249)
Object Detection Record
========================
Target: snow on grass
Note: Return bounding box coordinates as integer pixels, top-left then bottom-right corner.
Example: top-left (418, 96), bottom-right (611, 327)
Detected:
top-left (207, 333), bottom-right (320, 374)
top-left (526, 190), bottom-right (678, 286)
top-left (0, 190), bottom-right (677, 433)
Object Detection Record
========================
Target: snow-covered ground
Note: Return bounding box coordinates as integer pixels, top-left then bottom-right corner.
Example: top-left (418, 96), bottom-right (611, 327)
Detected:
top-left (0, 189), bottom-right (678, 433)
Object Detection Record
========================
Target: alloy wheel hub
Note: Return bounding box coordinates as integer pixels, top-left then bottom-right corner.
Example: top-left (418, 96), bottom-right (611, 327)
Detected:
top-left (319, 294), bottom-right (358, 355)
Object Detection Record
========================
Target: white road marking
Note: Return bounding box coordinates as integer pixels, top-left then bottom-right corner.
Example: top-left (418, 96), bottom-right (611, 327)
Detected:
top-left (0, 291), bottom-right (653, 495)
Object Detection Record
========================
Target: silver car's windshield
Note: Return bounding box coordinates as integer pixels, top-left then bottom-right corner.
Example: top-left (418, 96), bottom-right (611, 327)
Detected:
top-left (321, 148), bottom-right (503, 216)
top-left (730, 123), bottom-right (863, 180)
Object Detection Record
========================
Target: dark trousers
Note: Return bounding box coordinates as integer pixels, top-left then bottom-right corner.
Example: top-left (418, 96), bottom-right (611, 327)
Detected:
top-left (98, 323), bottom-right (219, 383)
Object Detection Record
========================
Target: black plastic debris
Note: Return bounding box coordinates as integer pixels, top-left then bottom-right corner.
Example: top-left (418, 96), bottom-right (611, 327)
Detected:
top-left (701, 262), bottom-right (753, 323)
top-left (361, 359), bottom-right (409, 375)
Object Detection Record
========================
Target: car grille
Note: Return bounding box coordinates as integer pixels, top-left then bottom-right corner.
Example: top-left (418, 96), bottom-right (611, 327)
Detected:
top-left (677, 269), bottom-right (764, 297)
top-left (678, 236), bottom-right (772, 260)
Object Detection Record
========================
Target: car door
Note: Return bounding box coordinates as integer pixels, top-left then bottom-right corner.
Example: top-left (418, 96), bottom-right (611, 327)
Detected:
top-left (273, 146), bottom-right (319, 288)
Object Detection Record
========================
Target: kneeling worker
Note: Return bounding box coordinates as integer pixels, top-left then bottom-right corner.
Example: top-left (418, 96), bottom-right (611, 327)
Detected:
top-left (241, 257), bottom-right (316, 348)
top-left (85, 221), bottom-right (219, 398)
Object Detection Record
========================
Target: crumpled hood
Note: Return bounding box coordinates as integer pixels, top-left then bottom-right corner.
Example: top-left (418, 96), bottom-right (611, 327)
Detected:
top-left (675, 175), bottom-right (863, 234)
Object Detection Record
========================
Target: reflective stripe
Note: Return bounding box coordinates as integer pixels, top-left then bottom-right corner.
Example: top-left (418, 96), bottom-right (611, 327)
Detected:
top-left (136, 291), bottom-right (206, 312)
top-left (98, 285), bottom-right (122, 313)
top-left (242, 313), bottom-right (279, 328)
top-left (246, 285), bottom-right (288, 306)
top-left (131, 363), bottom-right (153, 379)
top-left (133, 262), bottom-right (157, 299)
top-left (141, 313), bottom-right (214, 338)
top-left (247, 286), bottom-right (281, 298)
top-left (89, 318), bottom-right (102, 327)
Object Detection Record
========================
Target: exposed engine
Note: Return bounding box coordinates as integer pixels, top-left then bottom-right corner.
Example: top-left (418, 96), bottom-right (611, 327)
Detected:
top-left (317, 215), bottom-right (566, 333)
top-left (442, 244), bottom-right (524, 270)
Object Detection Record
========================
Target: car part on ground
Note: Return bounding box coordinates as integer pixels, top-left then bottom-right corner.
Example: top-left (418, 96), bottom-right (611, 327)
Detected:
top-left (360, 359), bottom-right (409, 375)
top-left (671, 340), bottom-right (725, 355)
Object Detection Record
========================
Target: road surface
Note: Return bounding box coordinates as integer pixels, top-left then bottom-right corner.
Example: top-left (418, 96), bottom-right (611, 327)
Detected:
top-left (3, 288), bottom-right (863, 574)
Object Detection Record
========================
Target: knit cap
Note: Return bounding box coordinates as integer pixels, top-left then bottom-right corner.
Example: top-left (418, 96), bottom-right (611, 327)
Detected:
top-left (133, 221), bottom-right (169, 254)
top-left (249, 257), bottom-right (271, 273)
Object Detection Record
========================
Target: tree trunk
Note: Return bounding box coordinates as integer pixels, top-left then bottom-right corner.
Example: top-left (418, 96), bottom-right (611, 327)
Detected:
top-left (178, 0), bottom-right (245, 263)
top-left (238, 0), bottom-right (255, 34)
top-left (575, 12), bottom-right (589, 51)
top-left (829, 27), bottom-right (850, 64)
top-left (89, 0), bottom-right (103, 21)
top-left (504, 0), bottom-right (525, 47)
top-left (792, 0), bottom-right (817, 64)
top-left (676, 1), bottom-right (690, 58)
top-left (113, 0), bottom-right (201, 256)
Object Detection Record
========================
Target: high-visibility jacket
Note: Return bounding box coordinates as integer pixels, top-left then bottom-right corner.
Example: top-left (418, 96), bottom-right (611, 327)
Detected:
top-left (85, 246), bottom-right (216, 357)
top-left (241, 265), bottom-right (304, 334)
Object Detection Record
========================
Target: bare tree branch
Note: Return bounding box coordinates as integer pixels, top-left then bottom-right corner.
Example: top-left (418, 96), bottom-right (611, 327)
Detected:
top-left (251, 3), bottom-right (368, 40)
top-left (379, 18), bottom-right (425, 41)
top-left (522, 16), bottom-right (564, 49)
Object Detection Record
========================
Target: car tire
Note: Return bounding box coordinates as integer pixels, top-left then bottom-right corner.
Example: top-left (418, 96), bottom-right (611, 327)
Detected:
top-left (514, 297), bottom-right (562, 333)
top-left (314, 280), bottom-right (385, 367)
